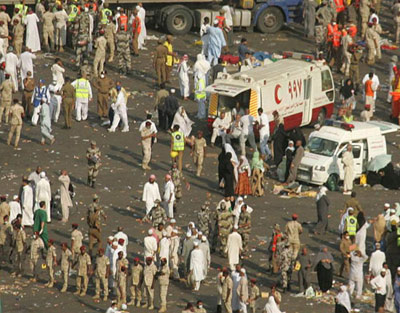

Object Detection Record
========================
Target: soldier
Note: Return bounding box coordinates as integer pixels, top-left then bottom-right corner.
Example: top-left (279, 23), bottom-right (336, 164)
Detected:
top-left (93, 248), bottom-right (110, 301)
top-left (115, 251), bottom-right (129, 307)
top-left (197, 203), bottom-right (211, 238)
top-left (71, 223), bottom-right (83, 263)
top-left (268, 224), bottom-right (283, 274)
top-left (87, 207), bottom-right (103, 258)
top-left (93, 29), bottom-right (107, 78)
top-left (192, 130), bottom-right (207, 176)
top-left (61, 77), bottom-right (75, 129)
top-left (12, 18), bottom-right (24, 56)
top-left (131, 9), bottom-right (141, 56)
top-left (218, 202), bottom-right (233, 256)
top-left (86, 141), bottom-right (101, 188)
top-left (163, 35), bottom-right (176, 83)
top-left (60, 242), bottom-right (72, 292)
top-left (153, 38), bottom-right (167, 87)
top-left (22, 71), bottom-right (34, 118)
top-left (146, 200), bottom-right (167, 227)
top-left (349, 45), bottom-right (363, 92)
top-left (284, 213), bottom-right (303, 260)
top-left (104, 16), bottom-right (116, 62)
top-left (45, 239), bottom-right (57, 288)
top-left (157, 257), bottom-right (170, 313)
top-left (0, 74), bottom-right (16, 125)
top-left (93, 71), bottom-right (113, 119)
top-left (222, 269), bottom-right (233, 313)
top-left (29, 231), bottom-right (44, 282)
top-left (128, 257), bottom-right (143, 307)
top-left (249, 278), bottom-right (260, 313)
top-left (74, 245), bottom-right (92, 297)
top-left (75, 8), bottom-right (90, 67)
top-left (7, 99), bottom-right (24, 149)
top-left (279, 242), bottom-right (293, 293)
top-left (142, 257), bottom-right (157, 310)
top-left (115, 25), bottom-right (131, 75)
top-left (0, 215), bottom-right (12, 263)
top-left (170, 229), bottom-right (180, 280)
top-left (140, 121), bottom-right (156, 170)
top-left (237, 204), bottom-right (251, 256)
top-left (80, 60), bottom-right (93, 81)
top-left (359, 0), bottom-right (371, 38)
top-left (11, 223), bottom-right (26, 277)
top-left (42, 7), bottom-right (55, 52)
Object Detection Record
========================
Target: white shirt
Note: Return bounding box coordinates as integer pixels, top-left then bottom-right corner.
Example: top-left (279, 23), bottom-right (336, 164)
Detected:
top-left (240, 114), bottom-right (254, 135)
top-left (221, 5), bottom-right (234, 27)
top-left (163, 180), bottom-right (175, 203)
top-left (369, 250), bottom-right (386, 277)
top-left (259, 113), bottom-right (270, 136)
top-left (114, 231), bottom-right (128, 254)
top-left (51, 63), bottom-right (65, 88)
top-left (144, 235), bottom-right (157, 258)
top-left (212, 115), bottom-right (231, 131)
top-left (139, 120), bottom-right (158, 133)
top-left (9, 200), bottom-right (22, 222)
top-left (371, 274), bottom-right (387, 295)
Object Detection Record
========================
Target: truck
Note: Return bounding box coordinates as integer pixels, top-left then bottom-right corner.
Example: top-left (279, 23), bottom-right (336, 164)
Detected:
top-left (205, 55), bottom-right (335, 133)
top-left (297, 120), bottom-right (400, 186)
top-left (8, 0), bottom-right (304, 35)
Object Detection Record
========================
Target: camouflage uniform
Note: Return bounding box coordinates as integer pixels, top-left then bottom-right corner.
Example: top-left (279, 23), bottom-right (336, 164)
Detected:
top-left (87, 208), bottom-right (103, 257)
top-left (147, 202), bottom-right (167, 227)
top-left (218, 207), bottom-right (233, 256)
top-left (30, 236), bottom-right (44, 281)
top-left (238, 211), bottom-right (251, 254)
top-left (12, 227), bottom-right (26, 276)
top-left (279, 245), bottom-right (293, 290)
top-left (197, 205), bottom-right (211, 237)
top-left (86, 142), bottom-right (101, 187)
top-left (158, 262), bottom-right (170, 312)
top-left (75, 12), bottom-right (90, 67)
top-left (128, 263), bottom-right (143, 307)
top-left (171, 167), bottom-right (183, 201)
top-left (115, 30), bottom-right (131, 74)
top-left (210, 207), bottom-right (221, 252)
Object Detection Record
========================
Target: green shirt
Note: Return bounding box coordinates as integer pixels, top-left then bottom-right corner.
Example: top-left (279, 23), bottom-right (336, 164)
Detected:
top-left (33, 209), bottom-right (48, 248)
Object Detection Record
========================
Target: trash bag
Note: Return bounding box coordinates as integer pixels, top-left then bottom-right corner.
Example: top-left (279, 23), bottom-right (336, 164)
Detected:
top-left (305, 286), bottom-right (315, 298)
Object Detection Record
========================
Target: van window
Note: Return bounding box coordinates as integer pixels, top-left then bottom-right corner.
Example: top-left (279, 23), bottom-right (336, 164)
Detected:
top-left (307, 137), bottom-right (338, 157)
top-left (321, 70), bottom-right (333, 91)
top-left (352, 145), bottom-right (361, 158)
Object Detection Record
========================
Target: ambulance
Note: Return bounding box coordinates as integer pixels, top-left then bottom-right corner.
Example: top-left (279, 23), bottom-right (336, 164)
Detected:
top-left (297, 120), bottom-right (400, 186)
top-left (206, 53), bottom-right (335, 132)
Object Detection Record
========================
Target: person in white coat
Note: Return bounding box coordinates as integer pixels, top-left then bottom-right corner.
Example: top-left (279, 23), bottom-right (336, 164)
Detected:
top-left (24, 9), bottom-right (41, 52)
top-left (349, 250), bottom-right (368, 299)
top-left (342, 144), bottom-right (354, 195)
top-left (58, 170), bottom-right (72, 223)
top-left (18, 48), bottom-right (36, 90)
top-left (369, 243), bottom-right (386, 277)
top-left (190, 241), bottom-right (206, 291)
top-left (163, 174), bottom-right (175, 218)
top-left (177, 54), bottom-right (190, 100)
top-left (225, 226), bottom-right (243, 270)
top-left (108, 85), bottom-right (129, 132)
top-left (114, 226), bottom-right (128, 255)
top-left (21, 178), bottom-right (34, 226)
top-left (35, 171), bottom-right (52, 222)
top-left (9, 195), bottom-right (22, 222)
top-left (211, 111), bottom-right (231, 147)
top-left (159, 231), bottom-right (170, 265)
top-left (136, 3), bottom-right (147, 50)
top-left (5, 47), bottom-right (19, 91)
top-left (199, 236), bottom-right (210, 276)
top-left (142, 174), bottom-right (161, 215)
top-left (51, 58), bottom-right (65, 91)
top-left (144, 229), bottom-right (158, 260)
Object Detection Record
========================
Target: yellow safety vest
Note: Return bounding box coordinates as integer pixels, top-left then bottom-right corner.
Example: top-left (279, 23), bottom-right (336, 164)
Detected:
top-left (172, 131), bottom-right (185, 151)
top-left (75, 78), bottom-right (90, 99)
top-left (343, 115), bottom-right (353, 123)
top-left (195, 78), bottom-right (206, 100)
top-left (397, 226), bottom-right (400, 247)
top-left (15, 4), bottom-right (28, 16)
top-left (101, 8), bottom-right (112, 24)
top-left (346, 216), bottom-right (357, 236)
top-left (164, 41), bottom-right (173, 67)
top-left (68, 4), bottom-right (78, 22)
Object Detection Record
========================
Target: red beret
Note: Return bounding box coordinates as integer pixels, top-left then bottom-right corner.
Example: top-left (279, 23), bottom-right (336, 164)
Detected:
top-left (118, 238), bottom-right (125, 245)
top-left (80, 246), bottom-right (86, 251)
top-left (292, 213), bottom-right (298, 219)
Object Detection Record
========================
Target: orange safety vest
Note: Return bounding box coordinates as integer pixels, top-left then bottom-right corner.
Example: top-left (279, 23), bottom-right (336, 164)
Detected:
top-left (132, 16), bottom-right (141, 34)
top-left (327, 24), bottom-right (334, 42)
top-left (118, 14), bottom-right (128, 31)
top-left (271, 233), bottom-right (282, 252)
top-left (348, 25), bottom-right (357, 37)
top-left (332, 30), bottom-right (342, 47)
top-left (216, 15), bottom-right (225, 29)
top-left (334, 0), bottom-right (345, 12)
top-left (84, 3), bottom-right (97, 11)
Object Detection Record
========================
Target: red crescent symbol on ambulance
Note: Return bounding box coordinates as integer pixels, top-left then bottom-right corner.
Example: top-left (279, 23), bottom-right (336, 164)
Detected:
top-left (275, 84), bottom-right (282, 104)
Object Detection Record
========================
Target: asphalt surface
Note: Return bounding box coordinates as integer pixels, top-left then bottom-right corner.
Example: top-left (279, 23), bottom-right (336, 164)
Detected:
top-left (0, 9), bottom-right (400, 313)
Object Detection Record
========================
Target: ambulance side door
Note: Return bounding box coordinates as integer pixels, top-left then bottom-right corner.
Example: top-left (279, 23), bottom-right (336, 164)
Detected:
top-left (301, 76), bottom-right (312, 125)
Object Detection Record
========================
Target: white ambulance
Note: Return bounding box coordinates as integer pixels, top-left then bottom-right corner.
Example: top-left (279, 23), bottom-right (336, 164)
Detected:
top-left (297, 120), bottom-right (400, 186)
top-left (206, 53), bottom-right (335, 131)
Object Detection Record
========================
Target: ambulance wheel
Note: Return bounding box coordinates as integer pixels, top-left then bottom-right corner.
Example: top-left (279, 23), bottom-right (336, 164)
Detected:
top-left (316, 108), bottom-right (326, 126)
top-left (326, 174), bottom-right (339, 191)
top-left (256, 7), bottom-right (284, 34)
top-left (165, 9), bottom-right (193, 35)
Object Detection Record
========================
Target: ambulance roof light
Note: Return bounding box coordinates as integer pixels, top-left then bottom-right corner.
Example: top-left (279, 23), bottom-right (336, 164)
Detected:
top-left (282, 51), bottom-right (315, 61)
top-left (324, 119), bottom-right (354, 131)
top-left (341, 123), bottom-right (355, 130)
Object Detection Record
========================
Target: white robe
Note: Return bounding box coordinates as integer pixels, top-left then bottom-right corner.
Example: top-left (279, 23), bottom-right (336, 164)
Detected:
top-left (172, 108), bottom-right (194, 137)
top-left (225, 232), bottom-right (242, 266)
top-left (369, 250), bottom-right (386, 277)
top-left (144, 235), bottom-right (157, 259)
top-left (9, 200), bottom-right (22, 222)
top-left (51, 63), bottom-right (65, 91)
top-left (264, 296), bottom-right (282, 313)
top-left (114, 231), bottom-right (128, 255)
top-left (163, 180), bottom-right (175, 218)
top-left (177, 61), bottom-right (190, 98)
top-left (190, 248), bottom-right (205, 281)
top-left (5, 52), bottom-right (19, 91)
top-left (342, 151), bottom-right (354, 191)
top-left (199, 242), bottom-right (210, 276)
top-left (18, 51), bottom-right (36, 88)
top-left (355, 222), bottom-right (370, 256)
top-left (232, 271), bottom-right (242, 310)
top-left (142, 182), bottom-right (161, 215)
top-left (35, 177), bottom-right (51, 222)
top-left (21, 184), bottom-right (34, 226)
top-left (24, 13), bottom-right (41, 52)
top-left (159, 237), bottom-right (170, 265)
top-left (137, 6), bottom-right (146, 49)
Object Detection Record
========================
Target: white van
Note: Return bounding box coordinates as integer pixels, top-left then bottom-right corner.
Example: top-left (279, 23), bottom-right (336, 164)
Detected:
top-left (206, 55), bottom-right (335, 132)
top-left (297, 120), bottom-right (400, 186)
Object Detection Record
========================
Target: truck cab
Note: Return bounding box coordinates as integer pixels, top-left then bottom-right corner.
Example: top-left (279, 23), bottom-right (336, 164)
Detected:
top-left (297, 120), bottom-right (400, 186)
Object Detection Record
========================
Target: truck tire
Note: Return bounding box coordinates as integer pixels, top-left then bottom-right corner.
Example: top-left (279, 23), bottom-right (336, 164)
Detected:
top-left (326, 174), bottom-right (339, 191)
top-left (256, 7), bottom-right (284, 33)
top-left (165, 8), bottom-right (193, 35)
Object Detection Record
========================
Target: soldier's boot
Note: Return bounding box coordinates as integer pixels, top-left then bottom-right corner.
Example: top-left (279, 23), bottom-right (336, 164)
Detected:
top-left (74, 289), bottom-right (81, 295)
top-left (103, 296), bottom-right (108, 301)
top-left (108, 57), bottom-right (113, 62)
top-left (158, 306), bottom-right (166, 313)
top-left (127, 300), bottom-right (135, 306)
top-left (136, 301), bottom-right (141, 308)
top-left (148, 305), bottom-right (154, 310)
top-left (87, 176), bottom-right (92, 186)
top-left (48, 281), bottom-right (54, 288)
top-left (61, 286), bottom-right (67, 292)
top-left (80, 291), bottom-right (87, 297)
top-left (216, 304), bottom-right (222, 313)
top-left (141, 303), bottom-right (148, 308)
top-left (59, 46), bottom-right (64, 52)
top-left (91, 180), bottom-right (95, 188)
top-left (92, 294), bottom-right (100, 300)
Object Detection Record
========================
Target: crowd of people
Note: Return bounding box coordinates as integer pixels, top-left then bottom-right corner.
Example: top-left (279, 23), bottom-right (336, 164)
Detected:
top-left (0, 0), bottom-right (399, 312)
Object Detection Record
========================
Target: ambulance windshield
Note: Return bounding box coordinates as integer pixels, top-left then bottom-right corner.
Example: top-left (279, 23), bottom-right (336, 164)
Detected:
top-left (307, 137), bottom-right (338, 157)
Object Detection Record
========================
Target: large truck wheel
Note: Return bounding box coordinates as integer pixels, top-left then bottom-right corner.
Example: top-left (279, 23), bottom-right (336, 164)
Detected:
top-left (325, 174), bottom-right (339, 191)
top-left (256, 7), bottom-right (284, 33)
top-left (165, 8), bottom-right (193, 35)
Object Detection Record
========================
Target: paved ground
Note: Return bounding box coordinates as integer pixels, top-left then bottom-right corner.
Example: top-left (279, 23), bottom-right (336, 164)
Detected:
top-left (1, 7), bottom-right (400, 312)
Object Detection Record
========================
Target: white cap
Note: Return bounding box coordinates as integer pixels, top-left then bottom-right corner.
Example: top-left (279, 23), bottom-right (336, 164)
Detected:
top-left (162, 231), bottom-right (167, 237)
top-left (13, 195), bottom-right (18, 200)
top-left (397, 267), bottom-right (400, 271)
top-left (170, 88), bottom-right (175, 94)
top-left (40, 171), bottom-right (46, 178)
top-left (241, 268), bottom-right (246, 274)
top-left (214, 18), bottom-right (219, 24)
top-left (201, 236), bottom-right (206, 242)
top-left (148, 229), bottom-right (153, 235)
top-left (381, 268), bottom-right (387, 273)
top-left (170, 219), bottom-right (176, 223)
top-left (234, 225), bottom-right (239, 230)
top-left (390, 209), bottom-right (396, 214)
top-left (186, 231), bottom-right (191, 237)
top-left (188, 222), bottom-right (195, 227)
top-left (193, 240), bottom-right (199, 246)
top-left (348, 207), bottom-right (354, 212)
top-left (108, 236), bottom-right (114, 241)
top-left (112, 241), bottom-right (118, 246)
top-left (198, 231), bottom-right (203, 236)
top-left (384, 203), bottom-right (390, 208)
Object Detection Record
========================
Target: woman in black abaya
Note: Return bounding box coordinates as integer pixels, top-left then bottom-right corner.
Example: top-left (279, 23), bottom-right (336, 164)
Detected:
top-left (314, 246), bottom-right (334, 292)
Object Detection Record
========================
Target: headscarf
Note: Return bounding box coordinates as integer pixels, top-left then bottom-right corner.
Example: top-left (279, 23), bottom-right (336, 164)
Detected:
top-left (251, 151), bottom-right (264, 171)
top-left (172, 106), bottom-right (194, 137)
top-left (193, 54), bottom-right (210, 76)
top-left (316, 186), bottom-right (327, 201)
top-left (238, 155), bottom-right (251, 176)
top-left (233, 196), bottom-right (244, 226)
top-left (263, 296), bottom-right (282, 313)
top-left (340, 79), bottom-right (354, 100)
top-left (224, 143), bottom-right (239, 166)
top-left (285, 140), bottom-right (295, 153)
top-left (177, 54), bottom-right (189, 73)
top-left (336, 286), bottom-right (351, 313)
top-left (313, 246), bottom-right (334, 269)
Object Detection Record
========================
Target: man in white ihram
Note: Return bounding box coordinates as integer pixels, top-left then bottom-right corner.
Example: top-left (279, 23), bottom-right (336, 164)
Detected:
top-left (348, 250), bottom-right (368, 299)
top-left (189, 240), bottom-right (206, 291)
top-left (21, 179), bottom-right (34, 227)
top-left (163, 174), bottom-right (175, 219)
top-left (226, 225), bottom-right (242, 270)
top-left (159, 231), bottom-right (170, 265)
top-left (211, 111), bottom-right (231, 147)
top-left (9, 195), bottom-right (22, 222)
top-left (35, 171), bottom-right (52, 222)
top-left (342, 144), bottom-right (354, 195)
top-left (18, 47), bottom-right (36, 90)
top-left (369, 243), bottom-right (386, 277)
top-left (108, 84), bottom-right (129, 132)
top-left (142, 174), bottom-right (161, 215)
top-left (144, 229), bottom-right (158, 261)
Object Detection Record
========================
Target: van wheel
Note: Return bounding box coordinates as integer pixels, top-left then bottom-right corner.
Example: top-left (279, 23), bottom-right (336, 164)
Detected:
top-left (325, 174), bottom-right (339, 191)
top-left (317, 108), bottom-right (326, 126)
top-left (256, 7), bottom-right (284, 33)
top-left (165, 8), bottom-right (193, 35)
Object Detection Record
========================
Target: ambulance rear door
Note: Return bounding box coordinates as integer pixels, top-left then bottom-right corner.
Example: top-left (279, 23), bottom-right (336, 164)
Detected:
top-left (301, 76), bottom-right (312, 125)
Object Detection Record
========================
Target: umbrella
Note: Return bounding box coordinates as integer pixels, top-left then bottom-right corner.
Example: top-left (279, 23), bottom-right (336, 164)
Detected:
top-left (367, 154), bottom-right (392, 172)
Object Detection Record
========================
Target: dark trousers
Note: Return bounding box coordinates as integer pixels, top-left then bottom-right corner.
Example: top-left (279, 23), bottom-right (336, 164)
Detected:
top-left (158, 109), bottom-right (166, 130)
top-left (166, 113), bottom-right (175, 130)
top-left (298, 269), bottom-right (310, 292)
top-left (375, 293), bottom-right (386, 312)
